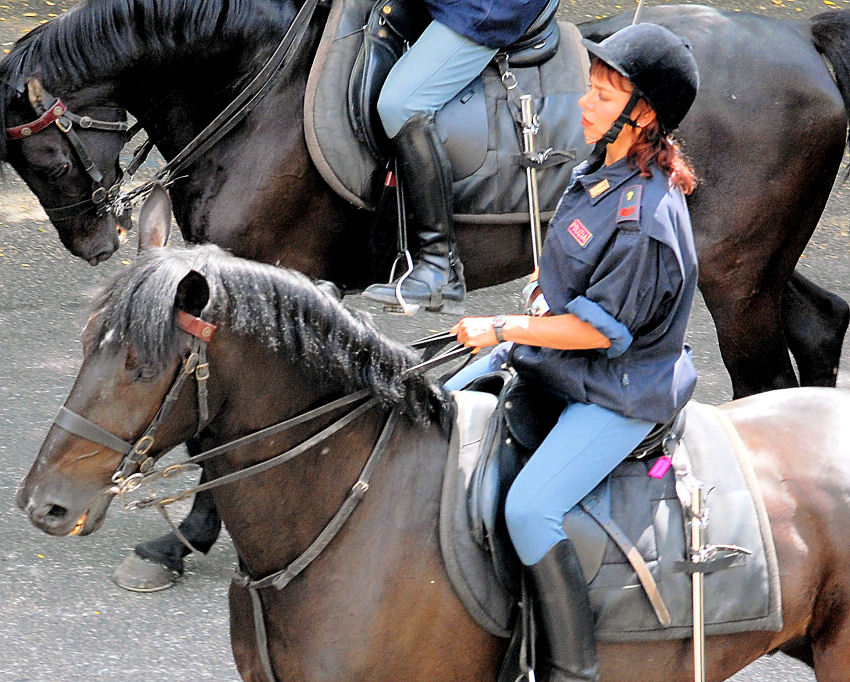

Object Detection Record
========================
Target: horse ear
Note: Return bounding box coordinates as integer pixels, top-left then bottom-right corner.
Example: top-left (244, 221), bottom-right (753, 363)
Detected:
top-left (138, 183), bottom-right (173, 251)
top-left (25, 78), bottom-right (47, 114)
top-left (175, 270), bottom-right (210, 317)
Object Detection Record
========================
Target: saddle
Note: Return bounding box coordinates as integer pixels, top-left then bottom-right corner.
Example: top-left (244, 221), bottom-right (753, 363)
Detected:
top-left (348, 0), bottom-right (562, 160)
top-left (304, 0), bottom-right (591, 222)
top-left (440, 375), bottom-right (783, 643)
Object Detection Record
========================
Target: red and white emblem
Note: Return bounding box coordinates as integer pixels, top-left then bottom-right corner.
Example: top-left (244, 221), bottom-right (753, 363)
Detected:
top-left (568, 219), bottom-right (592, 247)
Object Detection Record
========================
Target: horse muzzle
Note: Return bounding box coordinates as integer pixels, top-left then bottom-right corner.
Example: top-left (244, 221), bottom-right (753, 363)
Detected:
top-left (16, 476), bottom-right (112, 537)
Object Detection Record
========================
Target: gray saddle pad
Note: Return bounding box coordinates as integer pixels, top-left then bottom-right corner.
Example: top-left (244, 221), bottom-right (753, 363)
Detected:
top-left (441, 395), bottom-right (783, 641)
top-left (304, 1), bottom-right (591, 223)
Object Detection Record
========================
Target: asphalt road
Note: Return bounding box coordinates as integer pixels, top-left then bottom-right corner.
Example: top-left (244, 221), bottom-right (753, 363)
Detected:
top-left (1, 0), bottom-right (849, 680)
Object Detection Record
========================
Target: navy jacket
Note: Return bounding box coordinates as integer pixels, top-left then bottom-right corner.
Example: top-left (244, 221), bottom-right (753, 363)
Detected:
top-left (424, 0), bottom-right (549, 48)
top-left (511, 158), bottom-right (698, 424)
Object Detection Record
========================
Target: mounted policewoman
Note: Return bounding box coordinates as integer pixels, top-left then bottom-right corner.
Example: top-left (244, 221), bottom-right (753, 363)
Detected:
top-left (361, 0), bottom-right (551, 312)
top-left (449, 23), bottom-right (700, 681)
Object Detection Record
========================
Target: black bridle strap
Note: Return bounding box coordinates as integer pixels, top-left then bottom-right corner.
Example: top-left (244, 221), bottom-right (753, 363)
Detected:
top-left (53, 338), bottom-right (207, 477)
top-left (232, 408), bottom-right (399, 682)
top-left (54, 311), bottom-right (216, 479)
top-left (54, 406), bottom-right (135, 456)
top-left (7, 93), bottom-right (135, 221)
top-left (123, 0), bottom-right (322, 203)
top-left (138, 395), bottom-right (377, 506)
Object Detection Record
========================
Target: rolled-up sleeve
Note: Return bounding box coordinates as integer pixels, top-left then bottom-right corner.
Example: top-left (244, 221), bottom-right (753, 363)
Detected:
top-left (566, 295), bottom-right (633, 358)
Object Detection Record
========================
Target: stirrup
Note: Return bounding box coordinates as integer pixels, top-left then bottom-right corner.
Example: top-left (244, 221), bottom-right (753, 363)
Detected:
top-left (382, 248), bottom-right (420, 315)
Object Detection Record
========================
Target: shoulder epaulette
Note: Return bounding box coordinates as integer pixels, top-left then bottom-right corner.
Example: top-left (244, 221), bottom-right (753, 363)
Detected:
top-left (616, 185), bottom-right (642, 231)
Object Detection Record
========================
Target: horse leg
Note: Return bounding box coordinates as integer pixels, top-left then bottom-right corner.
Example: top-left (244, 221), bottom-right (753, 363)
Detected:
top-left (782, 270), bottom-right (849, 386)
top-left (810, 594), bottom-right (850, 681)
top-left (112, 455), bottom-right (222, 592)
top-left (701, 282), bottom-right (798, 398)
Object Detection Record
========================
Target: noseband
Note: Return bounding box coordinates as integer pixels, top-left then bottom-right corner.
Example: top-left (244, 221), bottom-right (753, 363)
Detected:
top-left (5, 92), bottom-right (140, 221)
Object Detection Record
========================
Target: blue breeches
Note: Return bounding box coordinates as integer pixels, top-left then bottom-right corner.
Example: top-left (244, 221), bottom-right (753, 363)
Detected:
top-left (377, 20), bottom-right (497, 138)
top-left (443, 346), bottom-right (655, 566)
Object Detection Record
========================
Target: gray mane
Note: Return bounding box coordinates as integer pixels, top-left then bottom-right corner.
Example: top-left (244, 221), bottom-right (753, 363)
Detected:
top-left (88, 245), bottom-right (450, 426)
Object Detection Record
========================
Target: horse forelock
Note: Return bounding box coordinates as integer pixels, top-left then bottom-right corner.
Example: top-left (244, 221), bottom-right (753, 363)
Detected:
top-left (89, 245), bottom-right (449, 426)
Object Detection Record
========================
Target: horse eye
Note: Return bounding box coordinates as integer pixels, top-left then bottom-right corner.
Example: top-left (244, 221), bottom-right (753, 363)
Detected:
top-left (136, 366), bottom-right (159, 383)
top-left (47, 162), bottom-right (71, 181)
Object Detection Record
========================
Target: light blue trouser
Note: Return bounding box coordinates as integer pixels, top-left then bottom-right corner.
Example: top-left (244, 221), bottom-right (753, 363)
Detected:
top-left (377, 20), bottom-right (497, 138)
top-left (443, 346), bottom-right (655, 566)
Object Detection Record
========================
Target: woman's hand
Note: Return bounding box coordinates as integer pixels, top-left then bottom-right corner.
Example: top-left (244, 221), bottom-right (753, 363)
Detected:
top-left (452, 316), bottom-right (499, 348)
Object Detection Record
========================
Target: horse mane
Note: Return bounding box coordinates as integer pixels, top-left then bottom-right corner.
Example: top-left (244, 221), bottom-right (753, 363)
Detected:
top-left (0, 0), bottom-right (295, 158)
top-left (88, 244), bottom-right (450, 427)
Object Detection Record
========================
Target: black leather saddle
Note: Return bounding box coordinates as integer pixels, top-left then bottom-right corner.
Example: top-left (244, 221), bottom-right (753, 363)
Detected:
top-left (463, 372), bottom-right (685, 598)
top-left (349, 0), bottom-right (562, 159)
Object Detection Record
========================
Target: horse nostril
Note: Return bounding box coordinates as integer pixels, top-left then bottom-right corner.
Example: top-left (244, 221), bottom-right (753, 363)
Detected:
top-left (46, 504), bottom-right (68, 520)
top-left (33, 502), bottom-right (69, 525)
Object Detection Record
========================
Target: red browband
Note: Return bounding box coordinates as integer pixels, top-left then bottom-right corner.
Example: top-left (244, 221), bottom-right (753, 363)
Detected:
top-left (6, 98), bottom-right (68, 139)
top-left (177, 310), bottom-right (217, 341)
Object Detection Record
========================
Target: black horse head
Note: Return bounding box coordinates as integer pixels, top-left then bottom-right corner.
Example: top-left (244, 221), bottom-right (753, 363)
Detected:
top-left (0, 0), bottom-right (298, 265)
top-left (1, 71), bottom-right (131, 264)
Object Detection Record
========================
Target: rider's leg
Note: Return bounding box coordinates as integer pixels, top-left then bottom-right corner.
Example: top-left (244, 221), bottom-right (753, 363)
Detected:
top-left (505, 402), bottom-right (654, 681)
top-left (362, 21), bottom-right (496, 312)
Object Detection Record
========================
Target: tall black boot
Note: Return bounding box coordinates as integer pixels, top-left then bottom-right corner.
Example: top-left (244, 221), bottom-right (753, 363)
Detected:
top-left (528, 540), bottom-right (600, 682)
top-left (362, 113), bottom-right (465, 314)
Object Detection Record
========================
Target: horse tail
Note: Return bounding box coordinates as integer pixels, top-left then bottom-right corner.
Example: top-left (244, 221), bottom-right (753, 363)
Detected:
top-left (810, 10), bottom-right (850, 156)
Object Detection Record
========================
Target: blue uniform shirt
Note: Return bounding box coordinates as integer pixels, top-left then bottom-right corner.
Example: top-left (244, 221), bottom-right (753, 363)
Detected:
top-left (511, 158), bottom-right (699, 424)
top-left (423, 0), bottom-right (549, 48)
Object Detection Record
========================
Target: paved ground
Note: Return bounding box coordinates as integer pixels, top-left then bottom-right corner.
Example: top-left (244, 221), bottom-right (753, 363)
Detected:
top-left (1, 0), bottom-right (849, 680)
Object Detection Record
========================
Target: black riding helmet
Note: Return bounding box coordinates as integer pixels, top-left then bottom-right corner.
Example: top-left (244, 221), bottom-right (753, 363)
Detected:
top-left (581, 23), bottom-right (699, 163)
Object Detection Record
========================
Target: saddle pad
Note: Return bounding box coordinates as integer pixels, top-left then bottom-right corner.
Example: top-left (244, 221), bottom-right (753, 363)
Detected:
top-left (303, 2), bottom-right (591, 222)
top-left (574, 401), bottom-right (782, 642)
top-left (439, 390), bottom-right (514, 637)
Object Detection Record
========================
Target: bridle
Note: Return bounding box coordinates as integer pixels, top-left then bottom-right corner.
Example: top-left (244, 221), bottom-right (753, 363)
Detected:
top-left (50, 305), bottom-right (398, 682)
top-left (3, 0), bottom-right (325, 226)
top-left (5, 91), bottom-right (140, 222)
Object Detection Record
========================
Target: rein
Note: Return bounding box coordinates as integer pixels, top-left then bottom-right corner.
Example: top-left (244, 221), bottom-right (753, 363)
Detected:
top-left (118, 0), bottom-right (324, 207)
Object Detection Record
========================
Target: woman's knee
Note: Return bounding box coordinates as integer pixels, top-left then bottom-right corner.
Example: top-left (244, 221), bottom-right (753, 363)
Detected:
top-left (504, 484), bottom-right (544, 540)
top-left (377, 85), bottom-right (418, 139)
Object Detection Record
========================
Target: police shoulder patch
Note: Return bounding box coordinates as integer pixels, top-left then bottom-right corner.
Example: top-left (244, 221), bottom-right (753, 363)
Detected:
top-left (616, 185), bottom-right (642, 230)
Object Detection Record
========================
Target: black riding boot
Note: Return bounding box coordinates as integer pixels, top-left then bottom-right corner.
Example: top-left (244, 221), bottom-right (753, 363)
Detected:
top-left (529, 540), bottom-right (600, 682)
top-left (362, 113), bottom-right (465, 314)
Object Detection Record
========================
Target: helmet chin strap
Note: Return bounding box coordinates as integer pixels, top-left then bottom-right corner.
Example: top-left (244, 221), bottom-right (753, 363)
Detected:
top-left (586, 89), bottom-right (642, 170)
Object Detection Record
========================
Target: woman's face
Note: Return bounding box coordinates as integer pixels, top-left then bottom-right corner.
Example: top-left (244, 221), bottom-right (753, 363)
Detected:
top-left (577, 68), bottom-right (636, 145)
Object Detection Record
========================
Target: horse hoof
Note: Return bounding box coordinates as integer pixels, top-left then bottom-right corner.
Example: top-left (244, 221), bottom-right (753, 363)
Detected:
top-left (112, 552), bottom-right (181, 592)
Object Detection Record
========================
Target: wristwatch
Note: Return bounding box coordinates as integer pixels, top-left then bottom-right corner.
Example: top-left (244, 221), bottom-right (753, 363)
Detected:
top-left (492, 315), bottom-right (508, 343)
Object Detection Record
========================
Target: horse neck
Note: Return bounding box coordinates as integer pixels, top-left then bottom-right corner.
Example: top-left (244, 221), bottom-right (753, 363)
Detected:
top-left (200, 333), bottom-right (504, 678)
top-left (117, 8), bottom-right (311, 157)
top-left (199, 331), bottom-right (445, 578)
top-left (108, 7), bottom-right (354, 280)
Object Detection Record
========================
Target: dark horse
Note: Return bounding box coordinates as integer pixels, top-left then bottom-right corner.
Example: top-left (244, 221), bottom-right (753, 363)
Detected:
top-left (17, 200), bottom-right (850, 679)
top-left (0, 0), bottom-right (849, 397)
top-left (4, 1), bottom-right (850, 585)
